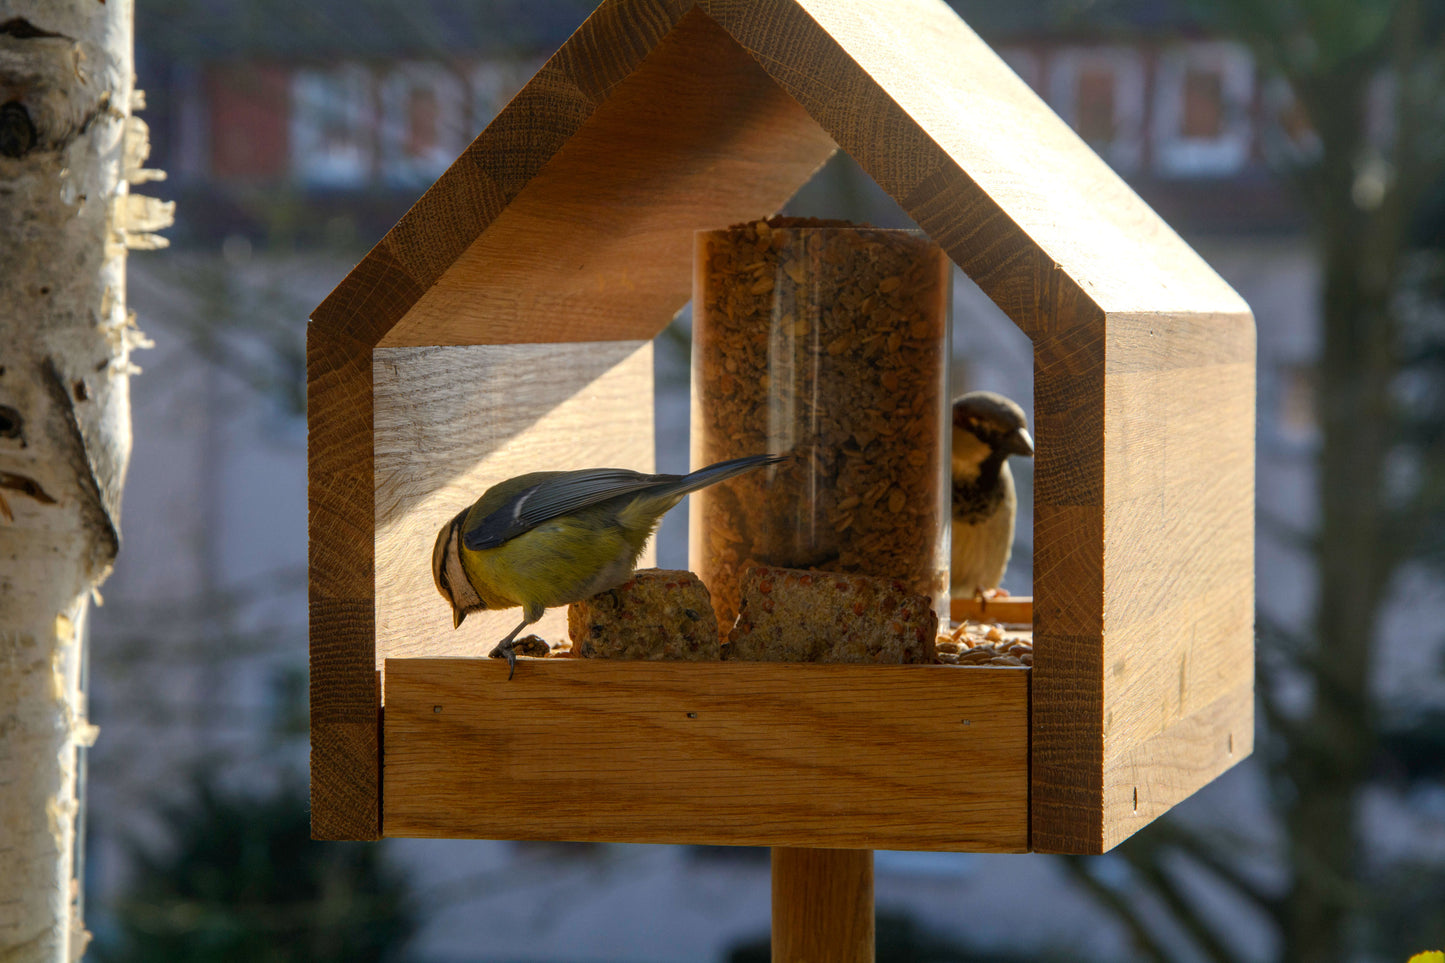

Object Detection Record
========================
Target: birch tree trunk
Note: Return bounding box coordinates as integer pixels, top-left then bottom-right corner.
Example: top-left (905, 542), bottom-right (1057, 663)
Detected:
top-left (0, 1), bottom-right (169, 959)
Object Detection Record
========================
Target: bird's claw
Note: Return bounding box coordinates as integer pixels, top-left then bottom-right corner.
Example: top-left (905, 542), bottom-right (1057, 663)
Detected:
top-left (489, 642), bottom-right (518, 681)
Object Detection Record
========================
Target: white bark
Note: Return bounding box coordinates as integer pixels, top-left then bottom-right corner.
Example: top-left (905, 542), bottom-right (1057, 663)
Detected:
top-left (0, 1), bottom-right (170, 959)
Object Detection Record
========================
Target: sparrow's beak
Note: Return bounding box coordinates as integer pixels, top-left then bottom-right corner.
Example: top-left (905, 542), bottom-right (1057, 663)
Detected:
top-left (1004, 427), bottom-right (1034, 457)
top-left (453, 606), bottom-right (466, 629)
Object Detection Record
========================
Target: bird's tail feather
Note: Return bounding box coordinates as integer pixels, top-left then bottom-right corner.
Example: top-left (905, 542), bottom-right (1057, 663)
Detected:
top-left (656, 453), bottom-right (787, 501)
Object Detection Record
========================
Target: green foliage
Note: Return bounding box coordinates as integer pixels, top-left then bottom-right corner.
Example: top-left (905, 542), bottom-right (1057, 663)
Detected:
top-left (93, 773), bottom-right (415, 963)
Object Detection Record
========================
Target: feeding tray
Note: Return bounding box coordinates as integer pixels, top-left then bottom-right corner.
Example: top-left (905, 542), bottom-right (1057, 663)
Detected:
top-left (307, 0), bottom-right (1255, 854)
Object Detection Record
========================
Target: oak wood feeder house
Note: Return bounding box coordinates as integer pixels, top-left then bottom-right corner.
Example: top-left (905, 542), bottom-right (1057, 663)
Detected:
top-left (308, 0), bottom-right (1255, 908)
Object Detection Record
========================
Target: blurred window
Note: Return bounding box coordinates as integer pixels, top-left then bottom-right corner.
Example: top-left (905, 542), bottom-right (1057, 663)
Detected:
top-left (1153, 42), bottom-right (1255, 177)
top-left (291, 64), bottom-right (373, 188)
top-left (1047, 46), bottom-right (1145, 173)
top-left (379, 63), bottom-right (466, 188)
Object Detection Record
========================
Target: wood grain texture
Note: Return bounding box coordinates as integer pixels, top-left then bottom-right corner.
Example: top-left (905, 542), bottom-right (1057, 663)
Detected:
top-left (1027, 282), bottom-right (1109, 852)
top-left (1029, 307), bottom-right (1255, 854)
top-left (700, 0), bottom-right (1249, 323)
top-left (383, 659), bottom-right (1029, 850)
top-left (373, 342), bottom-right (654, 667)
top-left (687, 7), bottom-right (1253, 852)
top-left (311, 0), bottom-right (693, 350)
top-left (309, 0), bottom-right (832, 834)
top-left (1102, 680), bottom-right (1254, 850)
top-left (950, 596), bottom-right (1032, 625)
top-left (307, 0), bottom-right (726, 839)
top-left (773, 849), bottom-right (874, 963)
top-left (1095, 312), bottom-right (1255, 849)
top-left (309, 326), bottom-right (382, 840)
top-left (378, 7), bottom-right (837, 346)
top-left (309, 0), bottom-right (1256, 848)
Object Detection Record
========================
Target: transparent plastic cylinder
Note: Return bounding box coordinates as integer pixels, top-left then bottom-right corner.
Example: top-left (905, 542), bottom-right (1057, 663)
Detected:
top-left (690, 218), bottom-right (951, 630)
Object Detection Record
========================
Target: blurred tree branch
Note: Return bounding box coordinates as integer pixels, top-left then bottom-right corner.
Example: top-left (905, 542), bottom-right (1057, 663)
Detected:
top-left (1084, 0), bottom-right (1445, 960)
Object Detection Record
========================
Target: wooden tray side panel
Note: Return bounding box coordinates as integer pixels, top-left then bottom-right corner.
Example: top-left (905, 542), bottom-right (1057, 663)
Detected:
top-left (1103, 681), bottom-right (1254, 848)
top-left (950, 596), bottom-right (1033, 624)
top-left (384, 660), bottom-right (1030, 851)
top-left (1029, 307), bottom-right (1256, 854)
top-left (372, 342), bottom-right (655, 666)
top-left (1097, 310), bottom-right (1255, 850)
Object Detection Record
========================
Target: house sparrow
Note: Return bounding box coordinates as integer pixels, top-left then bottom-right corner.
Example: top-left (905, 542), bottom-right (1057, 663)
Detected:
top-left (950, 391), bottom-right (1033, 598)
top-left (432, 453), bottom-right (783, 677)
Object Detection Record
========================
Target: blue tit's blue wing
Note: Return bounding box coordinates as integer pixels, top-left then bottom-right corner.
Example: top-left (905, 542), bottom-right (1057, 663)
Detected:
top-left (461, 468), bottom-right (678, 550)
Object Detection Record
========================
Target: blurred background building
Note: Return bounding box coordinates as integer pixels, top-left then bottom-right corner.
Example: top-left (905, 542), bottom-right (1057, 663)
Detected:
top-left (82, 1), bottom-right (1445, 961)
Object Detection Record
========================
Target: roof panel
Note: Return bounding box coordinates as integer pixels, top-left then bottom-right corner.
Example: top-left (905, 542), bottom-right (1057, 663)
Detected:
top-left (711, 0), bottom-right (1249, 319)
top-left (314, 0), bottom-right (1250, 346)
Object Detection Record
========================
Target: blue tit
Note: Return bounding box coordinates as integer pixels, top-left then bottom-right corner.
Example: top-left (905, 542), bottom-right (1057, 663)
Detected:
top-left (950, 391), bottom-right (1033, 599)
top-left (433, 453), bottom-right (784, 677)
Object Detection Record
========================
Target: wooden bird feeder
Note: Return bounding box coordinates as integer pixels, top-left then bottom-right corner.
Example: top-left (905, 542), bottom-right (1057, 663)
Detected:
top-left (308, 0), bottom-right (1254, 882)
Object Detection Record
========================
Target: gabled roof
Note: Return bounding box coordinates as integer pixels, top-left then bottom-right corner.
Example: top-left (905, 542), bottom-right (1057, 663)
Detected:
top-left (310, 0), bottom-right (1248, 351)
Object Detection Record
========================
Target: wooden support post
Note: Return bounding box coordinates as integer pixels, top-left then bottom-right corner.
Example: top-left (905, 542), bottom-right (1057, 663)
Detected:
top-left (771, 848), bottom-right (874, 963)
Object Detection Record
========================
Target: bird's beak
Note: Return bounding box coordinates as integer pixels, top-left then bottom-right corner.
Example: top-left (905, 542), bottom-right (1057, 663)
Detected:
top-left (435, 510), bottom-right (485, 629)
top-left (1004, 427), bottom-right (1034, 457)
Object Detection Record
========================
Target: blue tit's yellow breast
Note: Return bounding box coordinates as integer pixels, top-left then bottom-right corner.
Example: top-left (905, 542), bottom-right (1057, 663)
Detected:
top-left (458, 513), bottom-right (644, 614)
